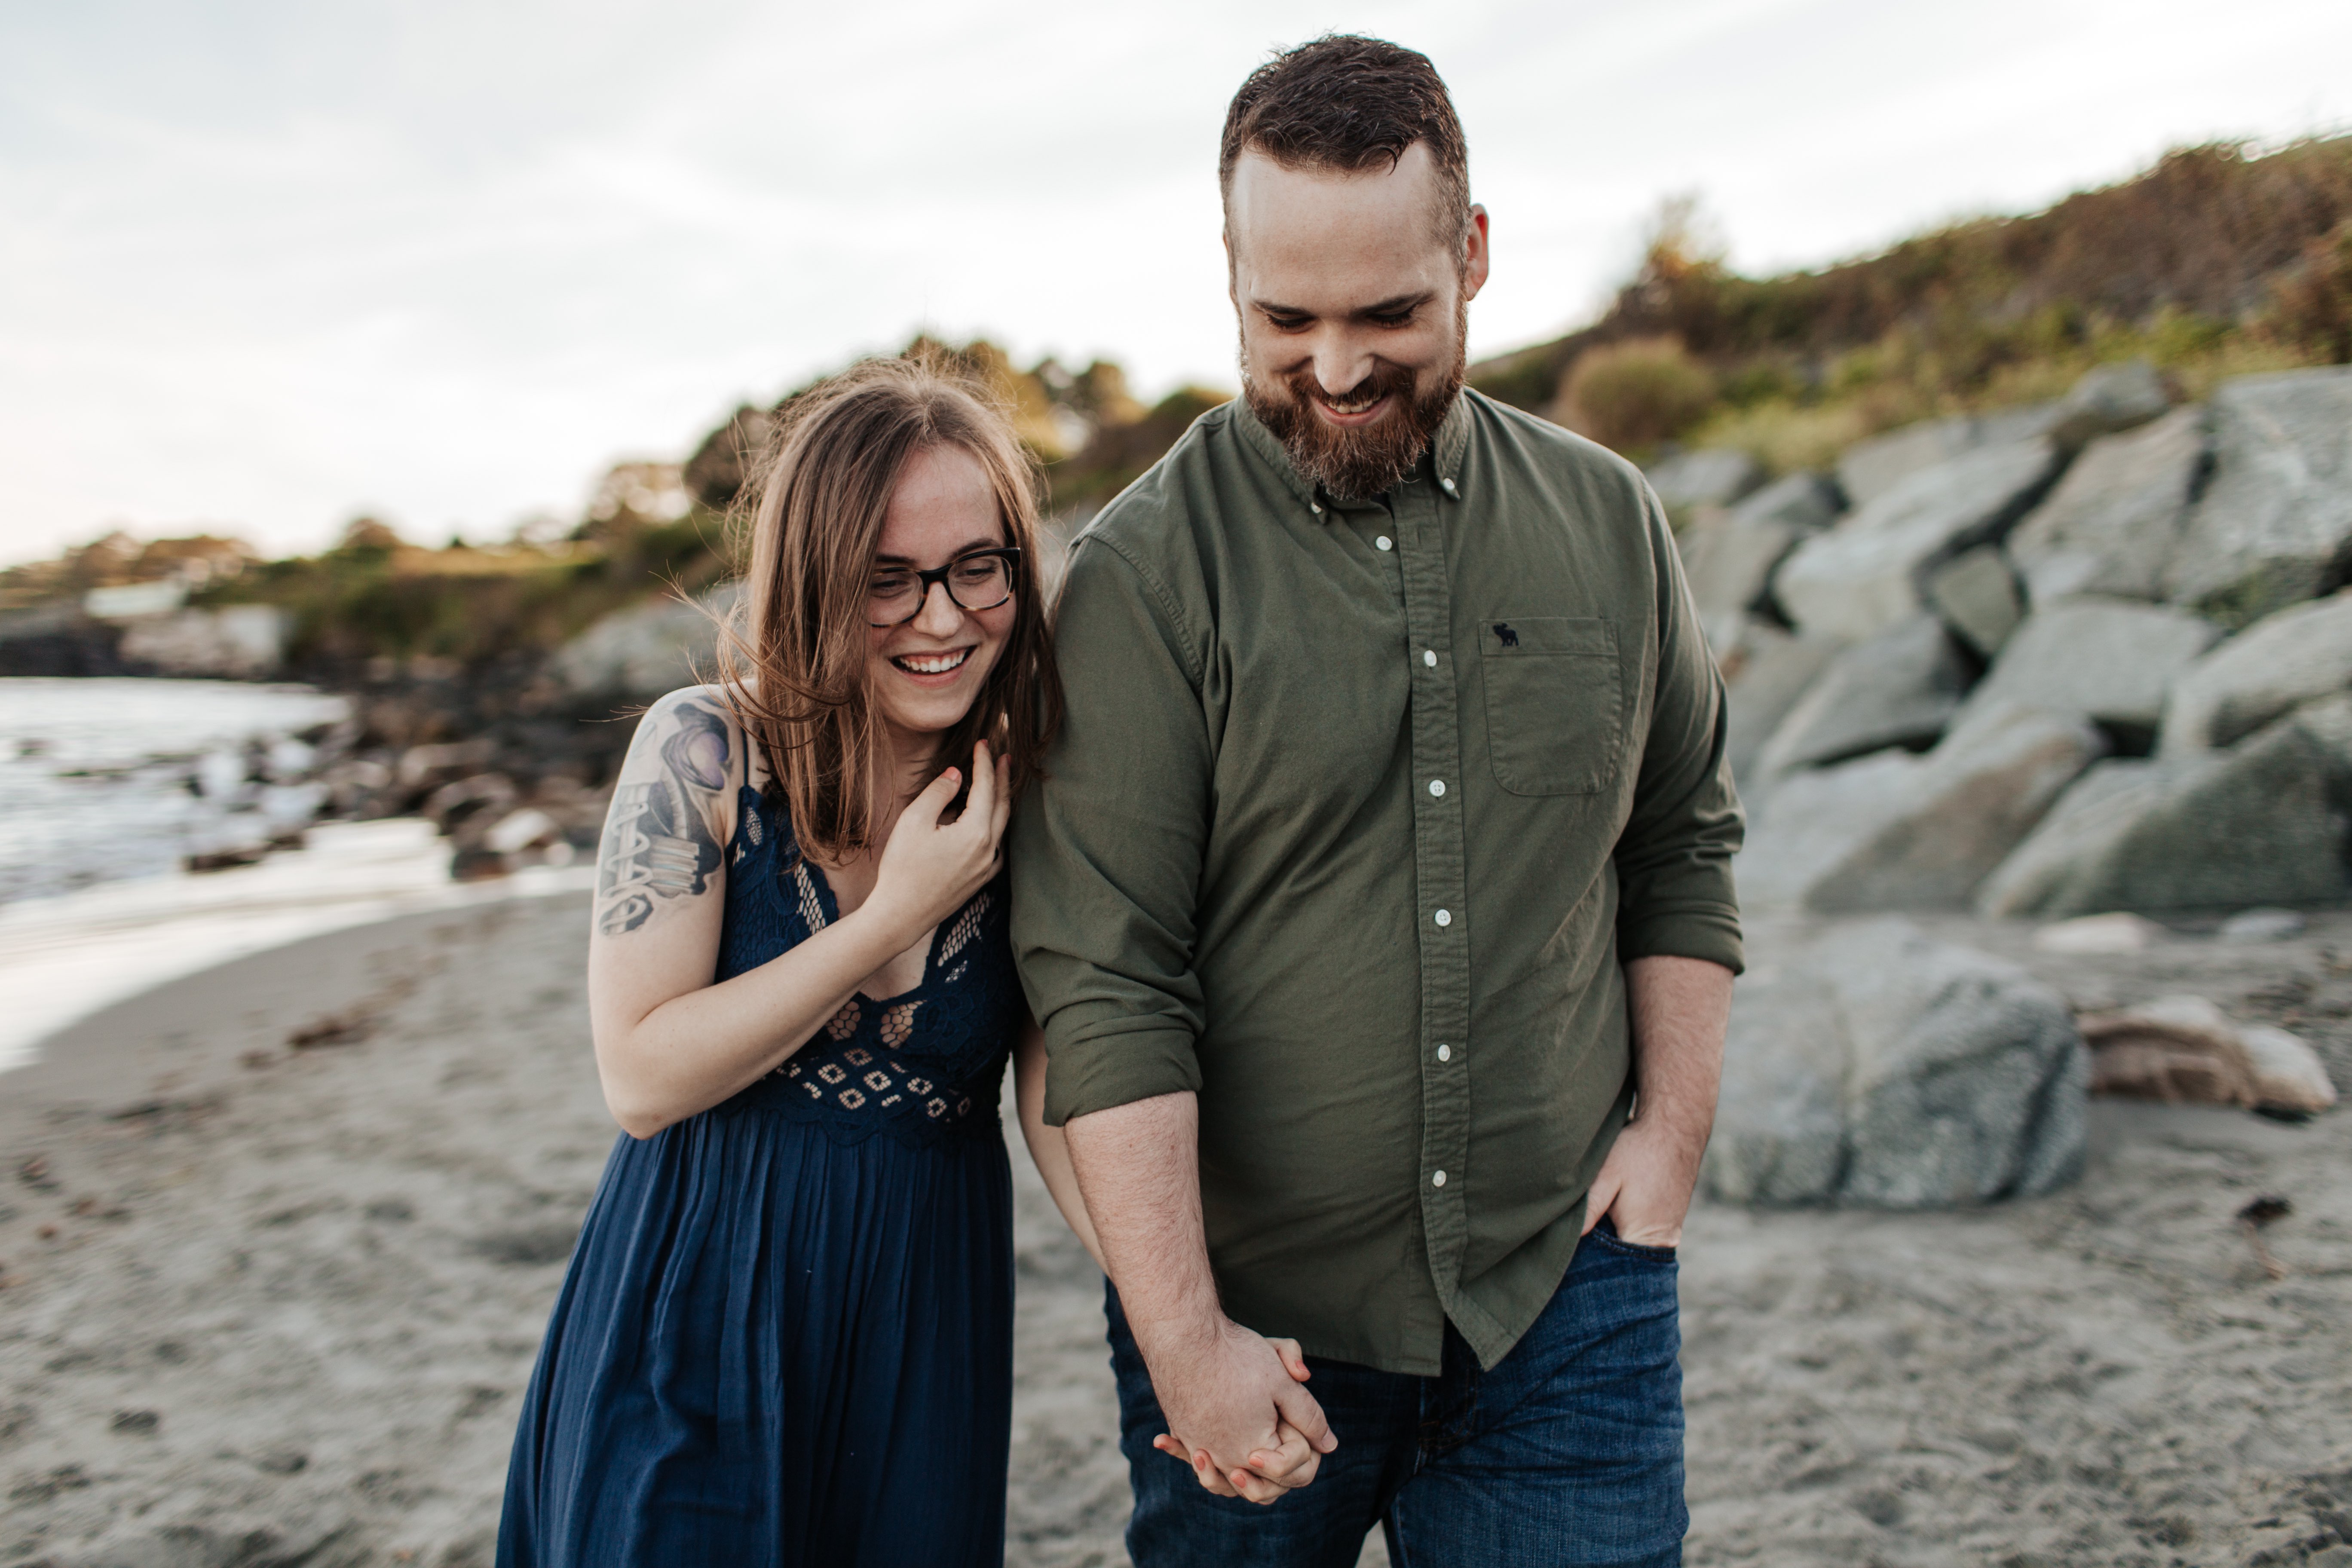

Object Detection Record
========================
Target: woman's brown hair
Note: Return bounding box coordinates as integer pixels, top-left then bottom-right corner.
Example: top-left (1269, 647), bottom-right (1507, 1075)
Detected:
top-left (715, 354), bottom-right (1063, 864)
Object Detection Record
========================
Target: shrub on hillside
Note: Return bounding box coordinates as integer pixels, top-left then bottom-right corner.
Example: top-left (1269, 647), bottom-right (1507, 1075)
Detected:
top-left (1552, 337), bottom-right (1717, 454)
top-left (1047, 386), bottom-right (1232, 516)
top-left (1606, 140), bottom-right (2352, 368)
top-left (2265, 220), bottom-right (2352, 364)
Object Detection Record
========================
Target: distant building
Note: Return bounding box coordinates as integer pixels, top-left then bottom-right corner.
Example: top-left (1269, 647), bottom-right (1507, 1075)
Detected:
top-left (84, 579), bottom-right (189, 619)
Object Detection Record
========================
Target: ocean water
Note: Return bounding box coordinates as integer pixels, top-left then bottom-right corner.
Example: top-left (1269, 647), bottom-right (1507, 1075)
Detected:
top-left (0, 818), bottom-right (593, 1074)
top-left (0, 677), bottom-right (594, 1072)
top-left (0, 677), bottom-right (351, 904)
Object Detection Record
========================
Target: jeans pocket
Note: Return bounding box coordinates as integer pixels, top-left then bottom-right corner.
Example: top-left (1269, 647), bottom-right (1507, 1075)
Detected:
top-left (1477, 617), bottom-right (1624, 796)
top-left (1591, 1218), bottom-right (1678, 1263)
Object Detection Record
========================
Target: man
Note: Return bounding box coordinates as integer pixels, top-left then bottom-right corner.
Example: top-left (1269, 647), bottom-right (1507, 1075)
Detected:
top-left (1011, 34), bottom-right (1742, 1568)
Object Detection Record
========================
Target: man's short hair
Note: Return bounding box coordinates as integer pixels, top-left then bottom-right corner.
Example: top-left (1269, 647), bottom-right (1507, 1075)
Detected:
top-left (1219, 34), bottom-right (1470, 249)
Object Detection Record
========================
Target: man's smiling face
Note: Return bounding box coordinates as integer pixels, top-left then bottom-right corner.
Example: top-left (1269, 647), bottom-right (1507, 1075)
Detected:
top-left (1226, 141), bottom-right (1489, 501)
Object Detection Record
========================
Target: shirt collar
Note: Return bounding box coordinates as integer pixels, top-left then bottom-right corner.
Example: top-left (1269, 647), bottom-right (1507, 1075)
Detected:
top-left (1232, 390), bottom-right (1473, 518)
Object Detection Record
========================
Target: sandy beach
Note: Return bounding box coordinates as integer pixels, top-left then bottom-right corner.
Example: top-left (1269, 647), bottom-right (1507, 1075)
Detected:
top-left (3, 895), bottom-right (2348, 1566)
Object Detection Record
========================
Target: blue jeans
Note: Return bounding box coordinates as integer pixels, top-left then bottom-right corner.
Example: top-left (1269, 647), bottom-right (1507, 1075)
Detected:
top-left (1106, 1220), bottom-right (1686, 1568)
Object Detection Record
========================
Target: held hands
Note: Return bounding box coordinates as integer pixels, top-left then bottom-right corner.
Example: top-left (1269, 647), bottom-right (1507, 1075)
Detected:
top-left (1142, 1319), bottom-right (1336, 1504)
top-left (865, 740), bottom-right (1012, 947)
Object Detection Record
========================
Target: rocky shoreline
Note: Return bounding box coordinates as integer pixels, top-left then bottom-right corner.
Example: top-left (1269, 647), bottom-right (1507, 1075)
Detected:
top-left (0, 655), bottom-right (640, 889)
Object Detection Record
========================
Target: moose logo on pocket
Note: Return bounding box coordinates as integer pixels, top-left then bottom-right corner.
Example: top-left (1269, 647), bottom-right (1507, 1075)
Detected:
top-left (1478, 617), bottom-right (1625, 796)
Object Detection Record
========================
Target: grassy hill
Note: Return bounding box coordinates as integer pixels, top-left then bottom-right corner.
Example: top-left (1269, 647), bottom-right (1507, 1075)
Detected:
top-left (1467, 135), bottom-right (2352, 471)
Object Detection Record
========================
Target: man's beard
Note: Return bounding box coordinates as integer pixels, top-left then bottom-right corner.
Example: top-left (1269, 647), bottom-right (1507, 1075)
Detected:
top-left (1243, 298), bottom-right (1467, 503)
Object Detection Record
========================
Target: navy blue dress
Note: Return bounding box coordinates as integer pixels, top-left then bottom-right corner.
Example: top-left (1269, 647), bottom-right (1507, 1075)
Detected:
top-left (499, 784), bottom-right (1020, 1567)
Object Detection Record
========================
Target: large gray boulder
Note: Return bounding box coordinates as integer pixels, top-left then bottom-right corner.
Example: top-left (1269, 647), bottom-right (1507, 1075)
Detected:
top-left (1923, 545), bottom-right (2025, 656)
top-left (549, 582), bottom-right (743, 704)
top-left (1721, 623), bottom-right (1844, 788)
top-left (1677, 472), bottom-right (1842, 651)
top-left (2161, 588), bottom-right (2352, 753)
top-left (1834, 404), bottom-right (2061, 510)
top-left (1646, 447), bottom-right (1766, 513)
top-left (1737, 749), bottom-right (1916, 906)
top-left (1705, 964), bottom-right (1849, 1204)
top-left (1737, 702), bottom-right (2104, 912)
top-left (1827, 364), bottom-right (2162, 514)
top-left (1776, 439), bottom-right (2064, 642)
top-left (2163, 366), bottom-right (2352, 625)
top-left (1978, 694), bottom-right (2352, 918)
top-left (1955, 598), bottom-right (2221, 742)
top-left (1832, 923), bottom-right (2089, 1207)
top-left (2006, 406), bottom-right (2208, 604)
top-left (1752, 615), bottom-right (1968, 778)
top-left (1705, 919), bottom-right (2087, 1207)
top-left (2046, 358), bottom-right (2174, 450)
top-left (1733, 469), bottom-right (1844, 534)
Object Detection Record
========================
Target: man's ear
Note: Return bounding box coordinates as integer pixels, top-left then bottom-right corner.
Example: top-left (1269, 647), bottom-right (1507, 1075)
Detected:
top-left (1461, 205), bottom-right (1491, 303)
top-left (1223, 229), bottom-right (1237, 308)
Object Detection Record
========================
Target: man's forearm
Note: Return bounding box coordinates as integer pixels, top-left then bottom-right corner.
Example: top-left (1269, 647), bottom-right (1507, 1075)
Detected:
top-left (1623, 954), bottom-right (1732, 1138)
top-left (1585, 954), bottom-right (1734, 1245)
top-left (1062, 1090), bottom-right (1222, 1345)
top-left (1063, 1088), bottom-right (1335, 1500)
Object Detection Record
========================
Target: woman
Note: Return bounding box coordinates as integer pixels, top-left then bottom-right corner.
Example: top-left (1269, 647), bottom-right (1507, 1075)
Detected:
top-left (499, 356), bottom-right (1100, 1566)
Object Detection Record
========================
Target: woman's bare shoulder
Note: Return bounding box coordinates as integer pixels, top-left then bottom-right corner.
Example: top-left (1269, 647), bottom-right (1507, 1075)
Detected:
top-left (626, 685), bottom-right (752, 772)
top-left (595, 687), bottom-right (747, 940)
top-left (641, 681), bottom-right (738, 725)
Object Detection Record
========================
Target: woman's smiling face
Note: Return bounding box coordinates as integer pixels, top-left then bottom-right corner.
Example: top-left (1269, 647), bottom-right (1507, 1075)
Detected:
top-left (866, 443), bottom-right (1015, 750)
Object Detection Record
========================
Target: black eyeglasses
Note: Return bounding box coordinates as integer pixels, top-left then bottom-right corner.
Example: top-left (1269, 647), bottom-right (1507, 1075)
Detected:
top-left (866, 547), bottom-right (1022, 628)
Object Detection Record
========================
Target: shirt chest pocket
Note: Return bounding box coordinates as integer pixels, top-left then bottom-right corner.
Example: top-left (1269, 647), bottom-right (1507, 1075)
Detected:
top-left (1477, 617), bottom-right (1626, 796)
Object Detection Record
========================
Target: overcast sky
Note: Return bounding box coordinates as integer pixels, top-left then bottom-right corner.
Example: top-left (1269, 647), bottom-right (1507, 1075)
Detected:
top-left (4, 0), bottom-right (2350, 564)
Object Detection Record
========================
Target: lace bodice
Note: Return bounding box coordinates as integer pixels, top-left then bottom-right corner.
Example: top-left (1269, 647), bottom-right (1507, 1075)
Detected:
top-left (713, 785), bottom-right (1019, 1147)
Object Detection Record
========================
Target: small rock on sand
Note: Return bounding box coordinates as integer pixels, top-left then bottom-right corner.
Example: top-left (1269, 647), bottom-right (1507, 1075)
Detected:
top-left (2081, 994), bottom-right (2338, 1114)
top-left (2033, 911), bottom-right (2168, 954)
top-left (2221, 908), bottom-right (2308, 943)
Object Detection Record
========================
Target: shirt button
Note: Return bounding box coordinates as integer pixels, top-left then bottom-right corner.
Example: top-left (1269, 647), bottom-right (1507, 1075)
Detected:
top-left (1422, 649), bottom-right (1437, 668)
top-left (1436, 1043), bottom-right (1452, 1063)
top-left (1433, 909), bottom-right (1452, 927)
top-left (1441, 477), bottom-right (1458, 496)
top-left (1310, 502), bottom-right (1323, 515)
top-left (1432, 1170), bottom-right (1448, 1187)
top-left (1375, 536), bottom-right (1393, 551)
top-left (1428, 779), bottom-right (1445, 798)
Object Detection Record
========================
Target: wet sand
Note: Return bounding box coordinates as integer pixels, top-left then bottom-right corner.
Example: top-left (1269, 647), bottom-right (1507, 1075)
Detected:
top-left (2, 895), bottom-right (2346, 1566)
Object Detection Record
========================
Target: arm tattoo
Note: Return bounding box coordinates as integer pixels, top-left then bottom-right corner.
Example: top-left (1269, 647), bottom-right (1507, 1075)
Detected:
top-left (597, 698), bottom-right (732, 937)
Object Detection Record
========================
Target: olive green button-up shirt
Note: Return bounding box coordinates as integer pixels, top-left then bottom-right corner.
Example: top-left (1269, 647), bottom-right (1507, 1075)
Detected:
top-left (1011, 389), bottom-right (1743, 1376)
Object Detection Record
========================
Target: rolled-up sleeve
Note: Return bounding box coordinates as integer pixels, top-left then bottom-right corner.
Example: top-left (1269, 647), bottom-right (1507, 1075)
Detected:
top-left (1010, 534), bottom-right (1213, 1124)
top-left (1612, 488), bottom-right (1746, 974)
